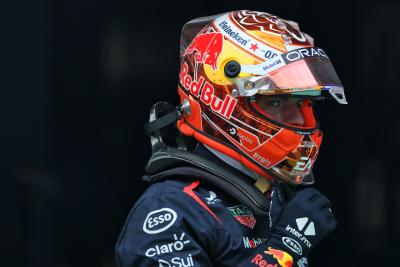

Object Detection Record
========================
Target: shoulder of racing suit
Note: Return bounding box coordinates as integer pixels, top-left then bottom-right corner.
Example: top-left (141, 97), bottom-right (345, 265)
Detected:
top-left (115, 178), bottom-right (215, 267)
top-left (143, 145), bottom-right (269, 216)
top-left (115, 177), bottom-right (272, 267)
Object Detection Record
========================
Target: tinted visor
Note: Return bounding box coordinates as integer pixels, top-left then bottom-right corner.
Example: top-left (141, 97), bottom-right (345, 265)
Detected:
top-left (237, 47), bottom-right (347, 104)
top-left (250, 95), bottom-right (318, 131)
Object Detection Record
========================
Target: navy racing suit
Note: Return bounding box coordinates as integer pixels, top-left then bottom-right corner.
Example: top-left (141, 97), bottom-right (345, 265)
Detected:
top-left (115, 144), bottom-right (309, 267)
top-left (115, 178), bottom-right (305, 267)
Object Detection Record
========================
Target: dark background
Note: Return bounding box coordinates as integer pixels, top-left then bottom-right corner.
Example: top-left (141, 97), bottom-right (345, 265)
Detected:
top-left (1, 0), bottom-right (399, 266)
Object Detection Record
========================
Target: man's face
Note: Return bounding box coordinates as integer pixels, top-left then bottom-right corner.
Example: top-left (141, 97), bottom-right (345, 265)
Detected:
top-left (255, 96), bottom-right (306, 126)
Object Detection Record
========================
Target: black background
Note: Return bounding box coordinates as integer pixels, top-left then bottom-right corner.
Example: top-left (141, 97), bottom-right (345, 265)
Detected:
top-left (1, 0), bottom-right (399, 266)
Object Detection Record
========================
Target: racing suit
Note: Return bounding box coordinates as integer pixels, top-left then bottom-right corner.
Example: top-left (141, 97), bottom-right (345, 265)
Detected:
top-left (115, 146), bottom-right (306, 267)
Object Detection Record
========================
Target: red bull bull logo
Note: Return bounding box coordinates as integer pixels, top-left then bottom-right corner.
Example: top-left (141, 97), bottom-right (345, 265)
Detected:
top-left (265, 247), bottom-right (293, 267)
top-left (186, 32), bottom-right (223, 70)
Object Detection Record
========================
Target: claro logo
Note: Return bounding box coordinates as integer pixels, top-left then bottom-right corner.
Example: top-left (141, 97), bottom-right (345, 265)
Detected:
top-left (143, 208), bottom-right (178, 234)
top-left (145, 233), bottom-right (190, 257)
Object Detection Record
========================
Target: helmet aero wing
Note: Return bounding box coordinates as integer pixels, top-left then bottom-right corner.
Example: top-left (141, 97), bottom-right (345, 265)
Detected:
top-left (177, 10), bottom-right (346, 185)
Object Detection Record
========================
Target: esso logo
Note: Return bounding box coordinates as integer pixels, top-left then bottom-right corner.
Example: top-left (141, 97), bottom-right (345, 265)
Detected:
top-left (143, 208), bottom-right (178, 234)
top-left (282, 236), bottom-right (303, 255)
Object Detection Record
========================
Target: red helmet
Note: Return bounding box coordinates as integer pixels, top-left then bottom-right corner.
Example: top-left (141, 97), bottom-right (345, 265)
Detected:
top-left (177, 10), bottom-right (347, 184)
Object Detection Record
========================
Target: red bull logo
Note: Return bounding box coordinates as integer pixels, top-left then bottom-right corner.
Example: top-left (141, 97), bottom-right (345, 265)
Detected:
top-left (179, 61), bottom-right (237, 119)
top-left (186, 32), bottom-right (223, 70)
top-left (265, 247), bottom-right (293, 267)
top-left (251, 254), bottom-right (278, 267)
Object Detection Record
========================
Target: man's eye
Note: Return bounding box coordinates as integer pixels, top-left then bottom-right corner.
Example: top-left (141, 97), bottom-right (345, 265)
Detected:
top-left (297, 100), bottom-right (304, 107)
top-left (267, 100), bottom-right (281, 108)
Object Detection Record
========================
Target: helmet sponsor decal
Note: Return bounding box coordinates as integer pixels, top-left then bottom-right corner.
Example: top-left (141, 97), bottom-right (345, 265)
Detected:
top-left (143, 208), bottom-right (178, 234)
top-left (213, 14), bottom-right (281, 60)
top-left (180, 62), bottom-right (237, 119)
top-left (282, 47), bottom-right (328, 64)
top-left (237, 127), bottom-right (260, 150)
top-left (292, 156), bottom-right (313, 175)
top-left (217, 20), bottom-right (249, 47)
top-left (201, 112), bottom-right (275, 169)
top-left (271, 134), bottom-right (320, 183)
top-left (145, 232), bottom-right (190, 257)
top-left (241, 46), bottom-right (329, 77)
top-left (253, 152), bottom-right (273, 169)
top-left (186, 32), bottom-right (223, 70)
top-left (232, 10), bottom-right (309, 45)
top-left (228, 205), bottom-right (256, 229)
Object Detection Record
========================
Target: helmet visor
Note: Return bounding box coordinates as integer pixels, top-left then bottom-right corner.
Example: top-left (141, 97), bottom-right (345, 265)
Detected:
top-left (237, 47), bottom-right (347, 104)
top-left (250, 96), bottom-right (318, 130)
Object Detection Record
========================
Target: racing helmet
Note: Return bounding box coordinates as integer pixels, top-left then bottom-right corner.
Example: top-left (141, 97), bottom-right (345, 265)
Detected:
top-left (176, 10), bottom-right (347, 185)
